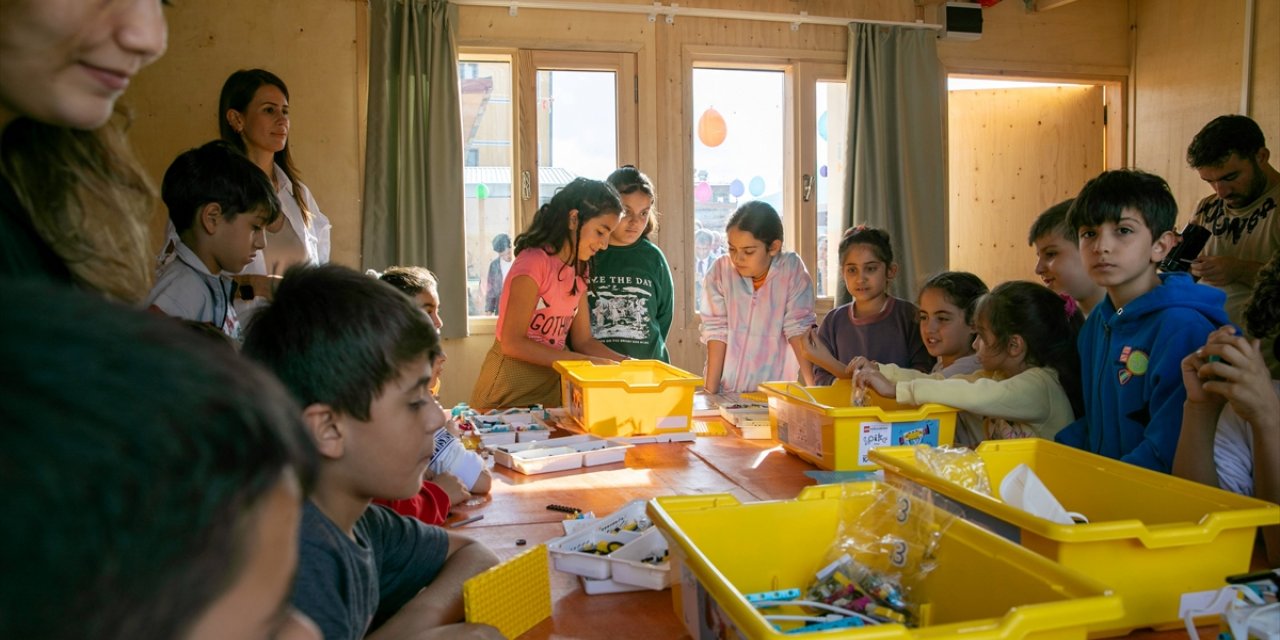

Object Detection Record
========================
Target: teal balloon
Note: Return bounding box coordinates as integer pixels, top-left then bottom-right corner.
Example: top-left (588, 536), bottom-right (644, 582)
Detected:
top-left (748, 176), bottom-right (766, 197)
top-left (476, 183), bottom-right (489, 199)
top-left (729, 179), bottom-right (745, 198)
top-left (818, 111), bottom-right (829, 141)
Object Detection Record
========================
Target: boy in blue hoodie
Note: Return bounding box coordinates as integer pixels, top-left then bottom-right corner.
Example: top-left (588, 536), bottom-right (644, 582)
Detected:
top-left (1054, 169), bottom-right (1229, 472)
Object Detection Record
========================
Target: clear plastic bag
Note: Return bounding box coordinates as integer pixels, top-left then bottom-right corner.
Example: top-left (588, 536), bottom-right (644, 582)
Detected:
top-left (804, 483), bottom-right (954, 627)
top-left (914, 445), bottom-right (991, 496)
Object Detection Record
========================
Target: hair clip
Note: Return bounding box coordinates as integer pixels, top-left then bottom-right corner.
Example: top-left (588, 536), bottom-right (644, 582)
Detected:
top-left (843, 224), bottom-right (868, 239)
top-left (1059, 293), bottom-right (1079, 318)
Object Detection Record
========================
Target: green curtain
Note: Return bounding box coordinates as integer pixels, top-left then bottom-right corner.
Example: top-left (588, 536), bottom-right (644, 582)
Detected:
top-left (363, 0), bottom-right (466, 338)
top-left (842, 23), bottom-right (947, 304)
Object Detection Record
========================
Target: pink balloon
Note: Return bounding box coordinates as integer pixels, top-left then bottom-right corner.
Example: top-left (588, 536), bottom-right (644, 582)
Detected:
top-left (694, 181), bottom-right (713, 203)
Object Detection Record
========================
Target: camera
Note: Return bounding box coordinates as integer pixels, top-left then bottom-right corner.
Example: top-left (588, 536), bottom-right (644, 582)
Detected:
top-left (1159, 223), bottom-right (1212, 273)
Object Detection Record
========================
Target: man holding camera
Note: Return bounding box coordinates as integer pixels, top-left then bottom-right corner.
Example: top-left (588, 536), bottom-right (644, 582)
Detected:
top-left (1187, 114), bottom-right (1280, 374)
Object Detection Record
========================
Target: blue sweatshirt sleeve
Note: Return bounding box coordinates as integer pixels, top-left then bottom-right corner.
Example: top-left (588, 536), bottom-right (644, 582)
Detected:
top-left (1054, 416), bottom-right (1088, 449)
top-left (1118, 313), bottom-right (1217, 473)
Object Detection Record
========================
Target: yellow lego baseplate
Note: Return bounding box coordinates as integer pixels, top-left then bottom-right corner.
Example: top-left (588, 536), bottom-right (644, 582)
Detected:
top-left (463, 544), bottom-right (552, 639)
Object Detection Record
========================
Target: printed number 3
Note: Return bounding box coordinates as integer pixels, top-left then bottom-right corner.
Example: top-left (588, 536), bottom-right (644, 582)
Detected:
top-left (890, 539), bottom-right (908, 567)
top-left (895, 496), bottom-right (910, 524)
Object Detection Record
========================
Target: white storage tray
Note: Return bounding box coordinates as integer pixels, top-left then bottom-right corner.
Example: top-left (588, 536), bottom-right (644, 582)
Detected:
top-left (580, 575), bottom-right (647, 595)
top-left (547, 499), bottom-right (662, 584)
top-left (491, 435), bottom-right (630, 475)
top-left (547, 529), bottom-right (641, 580)
top-left (607, 527), bottom-right (671, 590)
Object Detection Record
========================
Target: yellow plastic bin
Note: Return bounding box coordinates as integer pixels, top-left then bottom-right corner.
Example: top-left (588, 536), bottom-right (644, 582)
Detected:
top-left (868, 439), bottom-right (1280, 636)
top-left (648, 483), bottom-right (1123, 640)
top-left (554, 359), bottom-right (703, 438)
top-left (759, 380), bottom-right (958, 471)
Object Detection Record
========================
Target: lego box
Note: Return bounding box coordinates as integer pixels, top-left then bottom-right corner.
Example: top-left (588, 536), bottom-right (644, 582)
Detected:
top-left (555, 360), bottom-right (702, 438)
top-left (759, 380), bottom-right (957, 471)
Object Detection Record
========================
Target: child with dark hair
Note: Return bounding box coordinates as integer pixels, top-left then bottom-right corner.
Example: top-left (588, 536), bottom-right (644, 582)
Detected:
top-left (1028, 198), bottom-right (1105, 315)
top-left (1054, 169), bottom-right (1229, 473)
top-left (377, 266), bottom-right (492, 513)
top-left (916, 271), bottom-right (989, 376)
top-left (804, 225), bottom-right (931, 385)
top-left (146, 140), bottom-right (281, 339)
top-left (471, 177), bottom-right (627, 410)
top-left (0, 282), bottom-right (319, 640)
top-left (243, 265), bottom-right (501, 640)
top-left (702, 201), bottom-right (816, 393)
top-left (1176, 252), bottom-right (1279, 566)
top-left (585, 165), bottom-right (675, 361)
top-left (856, 281), bottom-right (1085, 445)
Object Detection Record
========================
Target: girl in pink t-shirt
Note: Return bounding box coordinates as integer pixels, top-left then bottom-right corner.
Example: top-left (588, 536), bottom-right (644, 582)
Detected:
top-left (470, 178), bottom-right (627, 409)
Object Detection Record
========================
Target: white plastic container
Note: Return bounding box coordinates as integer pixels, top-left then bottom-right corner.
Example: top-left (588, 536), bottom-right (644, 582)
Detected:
top-left (490, 435), bottom-right (631, 475)
top-left (547, 499), bottom-right (671, 590)
top-left (608, 528), bottom-right (672, 590)
top-left (547, 529), bottom-right (641, 579)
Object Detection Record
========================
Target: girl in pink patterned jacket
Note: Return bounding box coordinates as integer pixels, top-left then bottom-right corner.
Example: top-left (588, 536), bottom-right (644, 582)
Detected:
top-left (701, 201), bottom-right (817, 394)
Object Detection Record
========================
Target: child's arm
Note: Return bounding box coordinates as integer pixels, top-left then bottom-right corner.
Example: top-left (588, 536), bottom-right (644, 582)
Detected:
top-left (369, 532), bottom-right (501, 640)
top-left (895, 370), bottom-right (1058, 425)
top-left (1121, 314), bottom-right (1218, 473)
top-left (1173, 337), bottom-right (1228, 488)
top-left (656, 254), bottom-right (675, 341)
top-left (787, 335), bottom-right (816, 386)
top-left (781, 260), bottom-right (820, 383)
top-left (705, 340), bottom-right (727, 393)
top-left (700, 263), bottom-right (729, 393)
top-left (803, 324), bottom-right (847, 379)
top-left (500, 275), bottom-right (615, 366)
top-left (1184, 327), bottom-right (1280, 565)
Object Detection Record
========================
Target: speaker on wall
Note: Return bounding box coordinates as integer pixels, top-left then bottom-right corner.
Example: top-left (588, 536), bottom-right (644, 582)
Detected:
top-left (939, 2), bottom-right (983, 41)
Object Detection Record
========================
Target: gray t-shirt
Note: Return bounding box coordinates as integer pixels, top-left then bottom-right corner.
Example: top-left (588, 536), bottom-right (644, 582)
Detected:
top-left (292, 502), bottom-right (449, 640)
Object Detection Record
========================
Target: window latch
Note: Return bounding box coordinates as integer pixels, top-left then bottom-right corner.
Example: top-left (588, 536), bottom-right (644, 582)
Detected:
top-left (802, 173), bottom-right (814, 202)
top-left (521, 170), bottom-right (531, 201)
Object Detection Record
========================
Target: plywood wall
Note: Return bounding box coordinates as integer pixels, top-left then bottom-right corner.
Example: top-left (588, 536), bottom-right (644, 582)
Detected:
top-left (948, 85), bottom-right (1105, 289)
top-left (1131, 0), bottom-right (1280, 224)
top-left (126, 0), bottom-right (365, 265)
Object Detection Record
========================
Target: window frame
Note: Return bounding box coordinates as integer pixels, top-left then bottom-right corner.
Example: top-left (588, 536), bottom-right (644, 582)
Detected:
top-left (458, 47), bottom-right (639, 333)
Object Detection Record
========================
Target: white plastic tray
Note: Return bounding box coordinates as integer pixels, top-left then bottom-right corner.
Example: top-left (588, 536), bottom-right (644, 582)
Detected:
top-left (607, 527), bottom-right (671, 590)
top-left (547, 499), bottom-right (668, 588)
top-left (490, 435), bottom-right (631, 475)
top-left (580, 575), bottom-right (647, 595)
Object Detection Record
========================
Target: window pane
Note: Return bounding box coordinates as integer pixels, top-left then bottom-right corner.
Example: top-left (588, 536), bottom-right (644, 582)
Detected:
top-left (460, 59), bottom-right (514, 317)
top-left (816, 81), bottom-right (847, 299)
top-left (692, 68), bottom-right (784, 313)
top-left (536, 70), bottom-right (617, 206)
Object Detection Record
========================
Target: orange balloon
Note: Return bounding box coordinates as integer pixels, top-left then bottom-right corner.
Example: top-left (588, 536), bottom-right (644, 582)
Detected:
top-left (698, 107), bottom-right (727, 147)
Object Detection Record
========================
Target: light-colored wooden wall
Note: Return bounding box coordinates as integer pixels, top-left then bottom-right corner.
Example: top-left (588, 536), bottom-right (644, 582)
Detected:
top-left (948, 85), bottom-right (1105, 288)
top-left (1131, 0), bottom-right (1280, 224)
top-left (127, 1), bottom-right (366, 266)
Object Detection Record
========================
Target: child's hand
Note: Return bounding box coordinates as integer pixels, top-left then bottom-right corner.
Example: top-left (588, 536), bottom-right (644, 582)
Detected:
top-left (1197, 327), bottom-right (1278, 427)
top-left (845, 356), bottom-right (877, 378)
top-left (434, 472), bottom-right (472, 506)
top-left (855, 369), bottom-right (895, 397)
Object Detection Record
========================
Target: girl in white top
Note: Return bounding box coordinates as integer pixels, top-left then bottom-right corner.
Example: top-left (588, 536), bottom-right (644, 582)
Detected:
top-left (219, 69), bottom-right (330, 277)
top-left (853, 281), bottom-right (1085, 445)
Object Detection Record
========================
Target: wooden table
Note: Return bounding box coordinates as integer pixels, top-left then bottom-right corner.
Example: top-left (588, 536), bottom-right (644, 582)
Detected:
top-left (444, 424), bottom-right (1214, 639)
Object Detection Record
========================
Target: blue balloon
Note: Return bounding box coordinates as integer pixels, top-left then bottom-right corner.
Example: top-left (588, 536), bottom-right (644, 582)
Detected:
top-left (818, 111), bottom-right (829, 141)
top-left (819, 165), bottom-right (828, 178)
top-left (748, 176), bottom-right (766, 197)
top-left (729, 179), bottom-right (745, 198)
